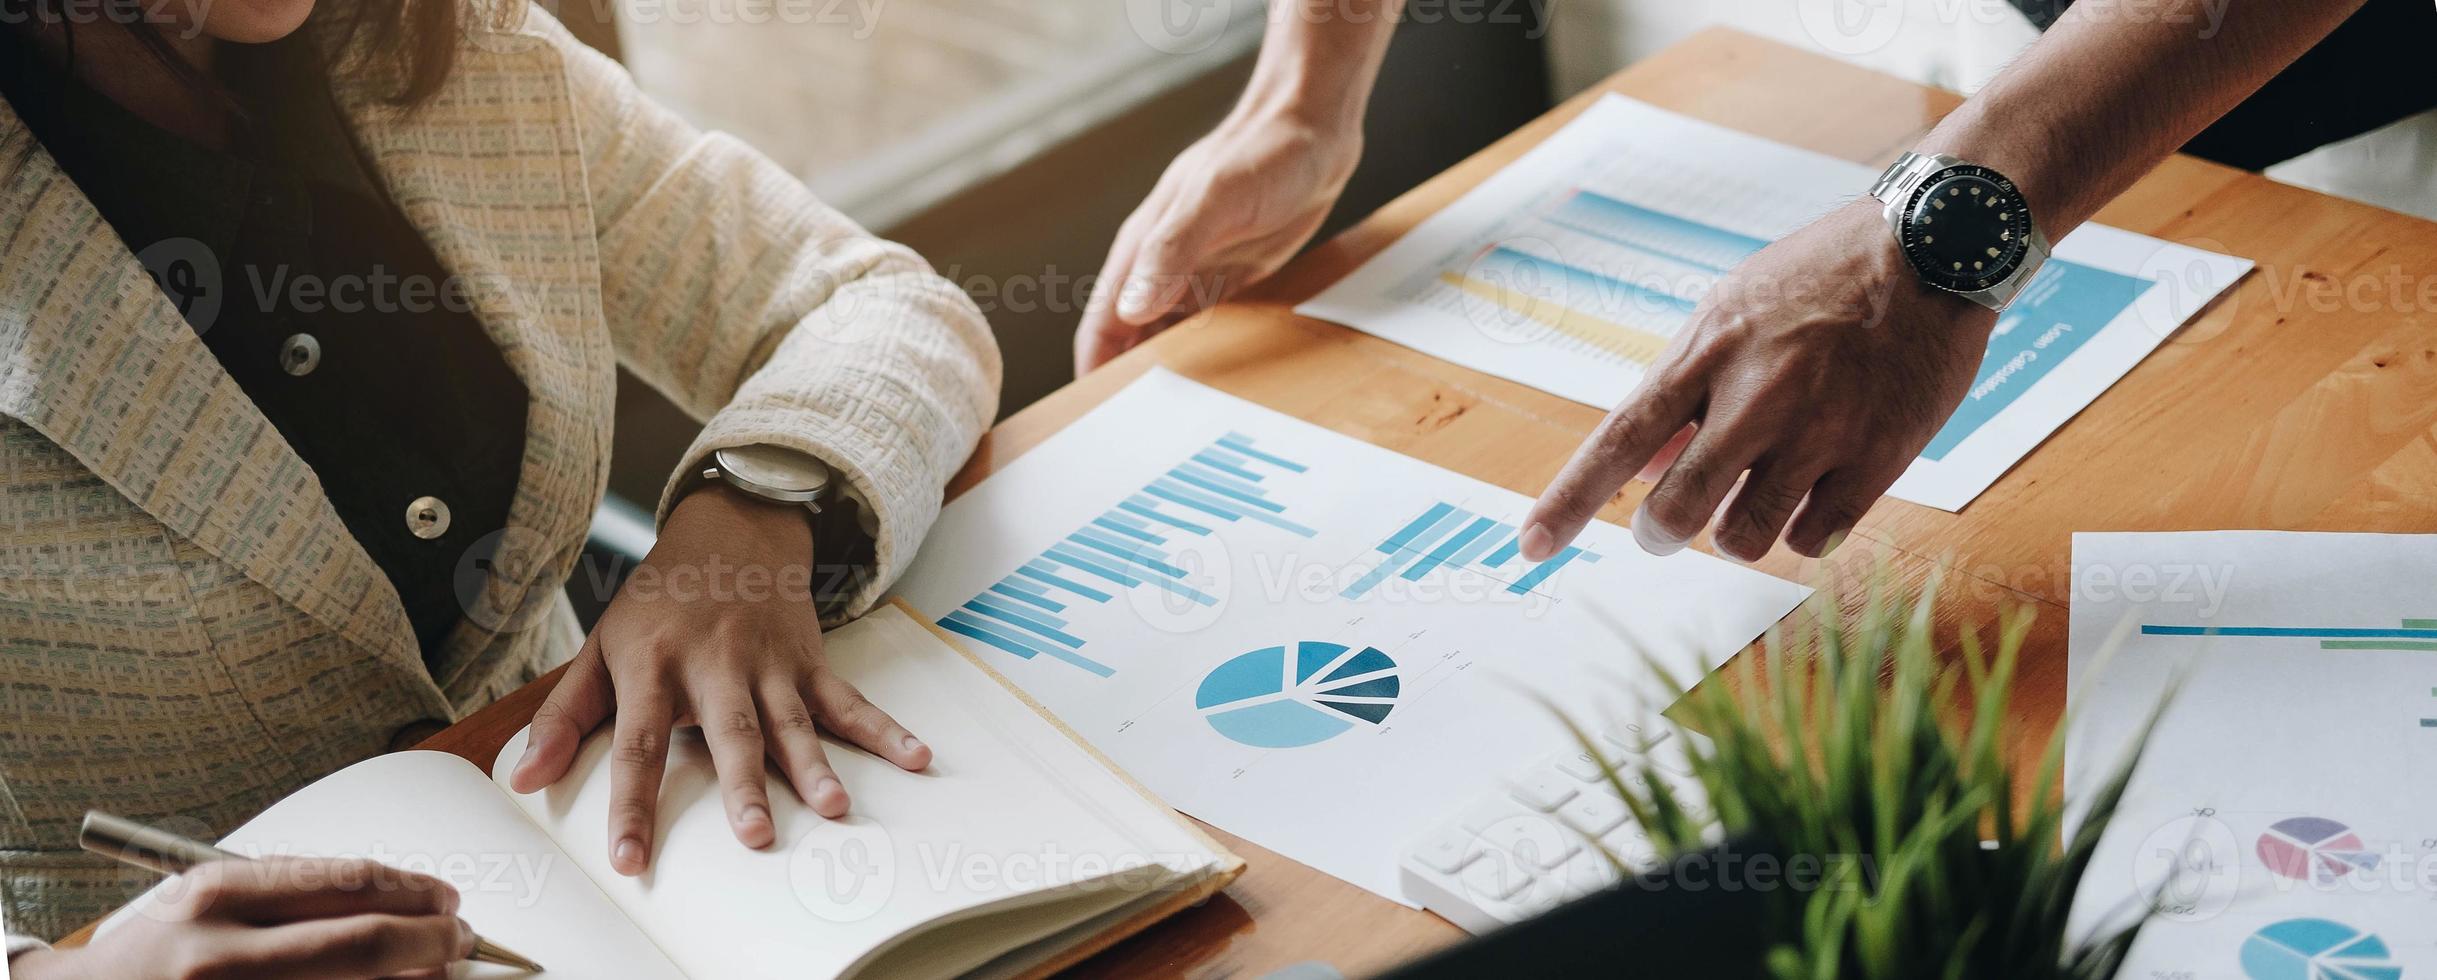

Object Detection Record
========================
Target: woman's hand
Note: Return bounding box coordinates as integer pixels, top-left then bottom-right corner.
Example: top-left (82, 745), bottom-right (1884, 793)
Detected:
top-left (1521, 199), bottom-right (1997, 564)
top-left (12, 857), bottom-right (471, 980)
top-left (507, 484), bottom-right (931, 875)
top-left (1074, 106), bottom-right (1362, 374)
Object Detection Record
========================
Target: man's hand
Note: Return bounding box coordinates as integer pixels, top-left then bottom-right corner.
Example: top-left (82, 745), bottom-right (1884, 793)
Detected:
top-left (1519, 199), bottom-right (1996, 564)
top-left (13, 857), bottom-right (471, 980)
top-left (1075, 108), bottom-right (1362, 374)
top-left (507, 484), bottom-right (931, 875)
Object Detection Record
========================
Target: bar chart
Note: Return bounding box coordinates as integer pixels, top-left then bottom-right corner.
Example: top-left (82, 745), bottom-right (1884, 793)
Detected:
top-left (1341, 500), bottom-right (1602, 600)
top-left (1541, 188), bottom-right (1766, 272)
top-left (1436, 245), bottom-right (1684, 366)
top-left (936, 432), bottom-right (1319, 677)
top-left (1413, 189), bottom-right (1745, 371)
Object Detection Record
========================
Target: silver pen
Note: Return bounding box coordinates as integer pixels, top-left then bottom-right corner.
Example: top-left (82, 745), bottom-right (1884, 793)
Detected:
top-left (79, 810), bottom-right (544, 973)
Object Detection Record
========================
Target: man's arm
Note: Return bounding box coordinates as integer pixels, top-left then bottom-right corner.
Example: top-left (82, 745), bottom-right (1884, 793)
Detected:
top-left (1074, 0), bottom-right (1404, 372)
top-left (1940, 0), bottom-right (2365, 237)
top-left (1229, 0), bottom-right (1406, 131)
top-left (1520, 0), bottom-right (2365, 564)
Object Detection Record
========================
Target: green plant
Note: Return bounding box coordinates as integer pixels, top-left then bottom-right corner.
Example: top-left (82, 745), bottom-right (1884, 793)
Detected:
top-left (1565, 580), bottom-right (2159, 980)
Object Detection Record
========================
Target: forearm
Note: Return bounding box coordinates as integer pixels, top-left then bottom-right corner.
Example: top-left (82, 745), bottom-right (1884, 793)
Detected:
top-left (1924, 0), bottom-right (2363, 235)
top-left (1237, 0), bottom-right (1406, 128)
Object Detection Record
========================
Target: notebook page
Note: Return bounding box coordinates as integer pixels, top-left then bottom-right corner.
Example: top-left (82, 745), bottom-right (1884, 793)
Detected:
top-left (493, 604), bottom-right (1221, 980)
top-left (98, 750), bottom-right (683, 978)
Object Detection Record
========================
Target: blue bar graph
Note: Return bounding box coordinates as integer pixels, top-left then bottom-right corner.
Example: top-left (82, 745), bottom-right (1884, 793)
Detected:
top-left (1191, 451), bottom-right (1266, 483)
top-left (1401, 517), bottom-right (1496, 581)
top-left (1015, 561), bottom-right (1111, 603)
top-left (988, 582), bottom-right (1063, 612)
top-left (1543, 190), bottom-right (1768, 274)
top-left (1447, 522), bottom-right (1511, 567)
top-left (942, 432), bottom-right (1317, 677)
top-left (1511, 547), bottom-right (1594, 593)
top-left (1343, 501), bottom-right (1603, 600)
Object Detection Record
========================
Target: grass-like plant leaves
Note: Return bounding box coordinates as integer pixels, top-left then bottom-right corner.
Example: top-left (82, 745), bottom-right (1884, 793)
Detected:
top-left (1559, 577), bottom-right (2164, 980)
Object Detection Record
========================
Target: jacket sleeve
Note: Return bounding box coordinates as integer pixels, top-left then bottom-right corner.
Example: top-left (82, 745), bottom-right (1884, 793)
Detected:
top-left (540, 13), bottom-right (1001, 618)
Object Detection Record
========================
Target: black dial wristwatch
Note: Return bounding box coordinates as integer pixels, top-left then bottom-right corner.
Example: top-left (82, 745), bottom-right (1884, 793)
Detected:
top-left (1869, 151), bottom-right (2050, 310)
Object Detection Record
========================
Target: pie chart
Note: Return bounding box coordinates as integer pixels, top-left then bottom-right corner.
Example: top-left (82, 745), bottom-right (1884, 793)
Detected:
top-left (2257, 817), bottom-right (2382, 883)
top-left (2239, 918), bottom-right (2403, 980)
top-left (1195, 641), bottom-right (1399, 748)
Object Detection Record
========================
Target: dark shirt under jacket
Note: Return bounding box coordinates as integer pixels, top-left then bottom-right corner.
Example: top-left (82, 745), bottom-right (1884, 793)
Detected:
top-left (2010, 0), bottom-right (2437, 172)
top-left (0, 35), bottom-right (529, 665)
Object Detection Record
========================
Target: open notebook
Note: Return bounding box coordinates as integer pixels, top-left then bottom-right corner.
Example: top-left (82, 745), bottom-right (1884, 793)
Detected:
top-left (102, 602), bottom-right (1242, 978)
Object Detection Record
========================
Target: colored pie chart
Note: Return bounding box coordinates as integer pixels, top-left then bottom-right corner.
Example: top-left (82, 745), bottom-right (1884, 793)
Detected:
top-left (1196, 641), bottom-right (1399, 748)
top-left (2240, 918), bottom-right (2403, 980)
top-left (2257, 816), bottom-right (2382, 883)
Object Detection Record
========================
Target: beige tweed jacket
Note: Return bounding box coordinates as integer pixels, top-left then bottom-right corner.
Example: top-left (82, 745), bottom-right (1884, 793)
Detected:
top-left (0, 3), bottom-right (999, 940)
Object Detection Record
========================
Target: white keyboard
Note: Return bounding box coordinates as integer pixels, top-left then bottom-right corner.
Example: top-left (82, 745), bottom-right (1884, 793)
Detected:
top-left (1397, 721), bottom-right (1715, 934)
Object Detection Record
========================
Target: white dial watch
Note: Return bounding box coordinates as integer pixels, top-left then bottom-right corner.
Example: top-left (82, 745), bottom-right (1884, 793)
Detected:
top-left (699, 444), bottom-right (835, 511)
top-left (689, 445), bottom-right (878, 538)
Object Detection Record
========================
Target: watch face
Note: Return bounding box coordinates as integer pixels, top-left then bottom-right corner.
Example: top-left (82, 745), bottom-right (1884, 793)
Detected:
top-left (716, 444), bottom-right (832, 500)
top-left (1897, 165), bottom-right (2033, 293)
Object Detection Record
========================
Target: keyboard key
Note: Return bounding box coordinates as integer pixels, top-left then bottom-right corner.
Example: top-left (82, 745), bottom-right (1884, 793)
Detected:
top-left (1398, 714), bottom-right (1698, 935)
top-left (1456, 849), bottom-right (1531, 902)
top-left (1508, 770), bottom-right (1578, 812)
top-left (1553, 749), bottom-right (1611, 782)
top-left (1596, 723), bottom-right (1668, 755)
top-left (1512, 879), bottom-right (1571, 916)
top-left (1408, 826), bottom-right (1484, 875)
top-left (1601, 824), bottom-right (1656, 868)
top-left (1557, 847), bottom-right (1624, 894)
top-left (1655, 778), bottom-right (1711, 819)
top-left (1457, 794), bottom-right (1528, 834)
top-left (1649, 738), bottom-right (1701, 778)
top-left (1557, 789), bottom-right (1629, 836)
top-left (1481, 813), bottom-right (1581, 870)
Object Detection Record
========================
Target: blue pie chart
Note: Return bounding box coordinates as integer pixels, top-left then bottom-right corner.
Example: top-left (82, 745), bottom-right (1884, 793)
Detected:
top-left (2240, 918), bottom-right (2403, 980)
top-left (1195, 641), bottom-right (1400, 748)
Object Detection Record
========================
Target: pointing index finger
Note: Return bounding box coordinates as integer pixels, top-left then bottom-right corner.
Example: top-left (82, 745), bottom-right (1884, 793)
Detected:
top-left (1521, 376), bottom-right (1702, 560)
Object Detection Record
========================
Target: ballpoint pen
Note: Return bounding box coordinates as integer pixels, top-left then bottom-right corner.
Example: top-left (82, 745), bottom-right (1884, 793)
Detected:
top-left (77, 810), bottom-right (544, 973)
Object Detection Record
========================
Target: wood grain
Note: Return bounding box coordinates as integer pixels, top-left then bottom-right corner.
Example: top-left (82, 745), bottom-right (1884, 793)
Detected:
top-left (62, 25), bottom-right (2437, 977)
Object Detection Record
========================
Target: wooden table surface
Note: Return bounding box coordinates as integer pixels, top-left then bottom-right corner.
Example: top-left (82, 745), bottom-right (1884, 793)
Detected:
top-left (379, 26), bottom-right (2437, 979)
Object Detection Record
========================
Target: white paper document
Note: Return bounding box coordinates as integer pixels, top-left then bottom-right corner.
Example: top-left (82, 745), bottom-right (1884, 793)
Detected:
top-left (1297, 95), bottom-right (2254, 511)
top-left (2069, 531), bottom-right (2437, 979)
top-left (891, 369), bottom-right (1810, 902)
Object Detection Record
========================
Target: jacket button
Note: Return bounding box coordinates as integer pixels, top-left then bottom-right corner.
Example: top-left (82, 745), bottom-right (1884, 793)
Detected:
top-left (280, 333), bottom-right (321, 376)
top-left (406, 496), bottom-right (451, 539)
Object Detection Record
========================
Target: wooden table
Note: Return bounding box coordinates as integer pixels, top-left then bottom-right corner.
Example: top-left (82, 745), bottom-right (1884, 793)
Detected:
top-left (175, 26), bottom-right (2437, 979)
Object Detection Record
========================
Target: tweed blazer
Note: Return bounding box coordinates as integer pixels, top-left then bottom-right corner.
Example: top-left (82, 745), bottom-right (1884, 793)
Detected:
top-left (0, 3), bottom-right (1000, 939)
